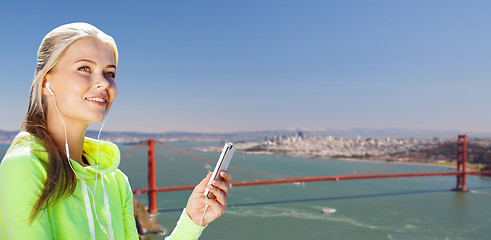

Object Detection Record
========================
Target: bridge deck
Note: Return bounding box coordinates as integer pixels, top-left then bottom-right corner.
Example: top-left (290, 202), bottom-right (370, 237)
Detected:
top-left (133, 170), bottom-right (491, 194)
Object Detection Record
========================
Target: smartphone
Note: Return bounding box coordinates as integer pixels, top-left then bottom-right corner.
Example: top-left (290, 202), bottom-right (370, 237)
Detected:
top-left (204, 142), bottom-right (235, 198)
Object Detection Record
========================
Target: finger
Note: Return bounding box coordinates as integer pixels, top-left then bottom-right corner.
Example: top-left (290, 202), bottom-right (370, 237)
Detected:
top-left (194, 172), bottom-right (212, 192)
top-left (207, 184), bottom-right (228, 206)
top-left (219, 171), bottom-right (232, 183)
top-left (211, 179), bottom-right (230, 196)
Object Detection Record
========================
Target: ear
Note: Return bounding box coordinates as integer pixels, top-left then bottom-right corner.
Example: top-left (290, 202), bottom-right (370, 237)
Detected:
top-left (41, 78), bottom-right (53, 97)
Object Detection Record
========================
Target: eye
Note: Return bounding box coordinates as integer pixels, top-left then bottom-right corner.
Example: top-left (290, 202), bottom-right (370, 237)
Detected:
top-left (78, 66), bottom-right (91, 72)
top-left (104, 72), bottom-right (116, 79)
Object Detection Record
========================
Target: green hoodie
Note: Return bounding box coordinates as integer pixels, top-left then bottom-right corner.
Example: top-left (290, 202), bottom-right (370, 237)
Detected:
top-left (0, 132), bottom-right (205, 240)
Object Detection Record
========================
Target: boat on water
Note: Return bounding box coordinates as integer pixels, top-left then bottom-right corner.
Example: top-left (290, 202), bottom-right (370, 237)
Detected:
top-left (321, 208), bottom-right (336, 214)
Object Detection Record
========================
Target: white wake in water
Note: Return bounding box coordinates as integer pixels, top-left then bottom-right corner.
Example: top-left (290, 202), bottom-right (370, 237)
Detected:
top-left (226, 205), bottom-right (405, 231)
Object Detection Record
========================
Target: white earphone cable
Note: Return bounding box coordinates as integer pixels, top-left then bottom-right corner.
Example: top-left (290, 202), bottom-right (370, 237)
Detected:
top-left (52, 92), bottom-right (83, 181)
top-left (51, 88), bottom-right (113, 239)
top-left (91, 114), bottom-right (113, 240)
top-left (93, 114), bottom-right (109, 199)
top-left (196, 205), bottom-right (209, 240)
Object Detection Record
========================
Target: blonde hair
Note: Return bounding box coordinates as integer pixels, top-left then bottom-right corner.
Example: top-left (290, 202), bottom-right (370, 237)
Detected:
top-left (26, 22), bottom-right (118, 121)
top-left (21, 22), bottom-right (118, 222)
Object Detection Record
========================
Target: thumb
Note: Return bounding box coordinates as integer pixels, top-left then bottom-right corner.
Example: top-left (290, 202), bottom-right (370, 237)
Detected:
top-left (195, 172), bottom-right (212, 192)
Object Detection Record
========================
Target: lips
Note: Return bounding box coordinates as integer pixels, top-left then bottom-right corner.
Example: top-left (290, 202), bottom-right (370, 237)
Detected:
top-left (85, 97), bottom-right (107, 106)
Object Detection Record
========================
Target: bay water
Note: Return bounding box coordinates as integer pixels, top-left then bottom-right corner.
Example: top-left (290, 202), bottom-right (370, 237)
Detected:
top-left (117, 141), bottom-right (491, 240)
top-left (2, 141), bottom-right (490, 240)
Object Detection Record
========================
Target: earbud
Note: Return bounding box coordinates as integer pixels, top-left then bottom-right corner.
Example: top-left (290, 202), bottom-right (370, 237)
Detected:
top-left (46, 81), bottom-right (55, 96)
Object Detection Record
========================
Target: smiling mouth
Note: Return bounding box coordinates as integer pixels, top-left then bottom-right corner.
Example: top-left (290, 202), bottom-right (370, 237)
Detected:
top-left (85, 97), bottom-right (106, 104)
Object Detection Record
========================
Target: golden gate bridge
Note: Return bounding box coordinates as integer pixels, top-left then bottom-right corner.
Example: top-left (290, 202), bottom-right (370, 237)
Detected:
top-left (124, 134), bottom-right (491, 213)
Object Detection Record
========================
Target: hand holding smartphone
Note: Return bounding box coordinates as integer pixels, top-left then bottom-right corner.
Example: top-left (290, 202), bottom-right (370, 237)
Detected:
top-left (204, 142), bottom-right (235, 198)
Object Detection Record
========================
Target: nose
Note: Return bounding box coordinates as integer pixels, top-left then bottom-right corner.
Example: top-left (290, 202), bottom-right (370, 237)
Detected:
top-left (95, 73), bottom-right (110, 91)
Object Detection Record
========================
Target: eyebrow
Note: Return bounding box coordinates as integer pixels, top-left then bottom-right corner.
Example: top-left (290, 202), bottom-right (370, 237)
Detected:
top-left (75, 59), bottom-right (117, 69)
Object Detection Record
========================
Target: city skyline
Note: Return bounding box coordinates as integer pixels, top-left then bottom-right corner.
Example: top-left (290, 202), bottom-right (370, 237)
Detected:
top-left (1, 1), bottom-right (490, 133)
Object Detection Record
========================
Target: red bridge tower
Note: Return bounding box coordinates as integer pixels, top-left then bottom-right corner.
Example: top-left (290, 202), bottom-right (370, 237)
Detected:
top-left (147, 139), bottom-right (157, 213)
top-left (453, 134), bottom-right (468, 192)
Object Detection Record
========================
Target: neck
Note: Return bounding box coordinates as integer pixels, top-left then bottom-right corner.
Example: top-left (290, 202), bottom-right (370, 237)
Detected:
top-left (47, 111), bottom-right (89, 166)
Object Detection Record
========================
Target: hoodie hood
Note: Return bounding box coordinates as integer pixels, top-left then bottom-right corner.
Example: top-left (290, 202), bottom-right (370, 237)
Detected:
top-left (5, 131), bottom-right (120, 240)
top-left (7, 131), bottom-right (120, 180)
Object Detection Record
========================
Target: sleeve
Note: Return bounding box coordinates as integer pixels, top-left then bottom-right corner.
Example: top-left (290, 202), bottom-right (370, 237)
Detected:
top-left (121, 174), bottom-right (140, 239)
top-left (0, 154), bottom-right (52, 239)
top-left (164, 208), bottom-right (206, 240)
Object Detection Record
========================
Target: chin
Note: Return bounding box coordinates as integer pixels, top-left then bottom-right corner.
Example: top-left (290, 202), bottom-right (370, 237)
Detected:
top-left (87, 112), bottom-right (108, 123)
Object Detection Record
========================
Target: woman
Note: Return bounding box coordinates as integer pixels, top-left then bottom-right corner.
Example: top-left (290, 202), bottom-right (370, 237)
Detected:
top-left (0, 23), bottom-right (231, 239)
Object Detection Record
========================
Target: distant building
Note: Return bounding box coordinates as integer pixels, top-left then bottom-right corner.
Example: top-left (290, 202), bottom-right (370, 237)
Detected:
top-left (297, 128), bottom-right (304, 139)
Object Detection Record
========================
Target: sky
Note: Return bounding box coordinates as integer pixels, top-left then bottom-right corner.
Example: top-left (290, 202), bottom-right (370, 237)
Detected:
top-left (0, 1), bottom-right (490, 133)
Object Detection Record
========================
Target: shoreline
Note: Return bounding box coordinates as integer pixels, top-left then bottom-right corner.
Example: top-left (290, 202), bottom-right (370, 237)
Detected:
top-left (230, 149), bottom-right (459, 169)
top-left (191, 144), bottom-right (485, 171)
top-left (329, 157), bottom-right (458, 169)
top-left (241, 151), bottom-right (482, 170)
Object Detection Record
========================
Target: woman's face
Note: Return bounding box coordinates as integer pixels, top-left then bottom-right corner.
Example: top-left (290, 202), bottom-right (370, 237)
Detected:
top-left (44, 37), bottom-right (117, 125)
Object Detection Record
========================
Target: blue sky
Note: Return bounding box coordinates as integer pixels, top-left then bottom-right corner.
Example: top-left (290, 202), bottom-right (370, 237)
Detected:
top-left (1, 1), bottom-right (490, 133)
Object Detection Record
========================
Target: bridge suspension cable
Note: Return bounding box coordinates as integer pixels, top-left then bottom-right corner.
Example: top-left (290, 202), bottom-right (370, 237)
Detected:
top-left (119, 140), bottom-right (403, 179)
top-left (120, 141), bottom-right (146, 159)
top-left (154, 141), bottom-right (305, 179)
top-left (127, 135), bottom-right (491, 209)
